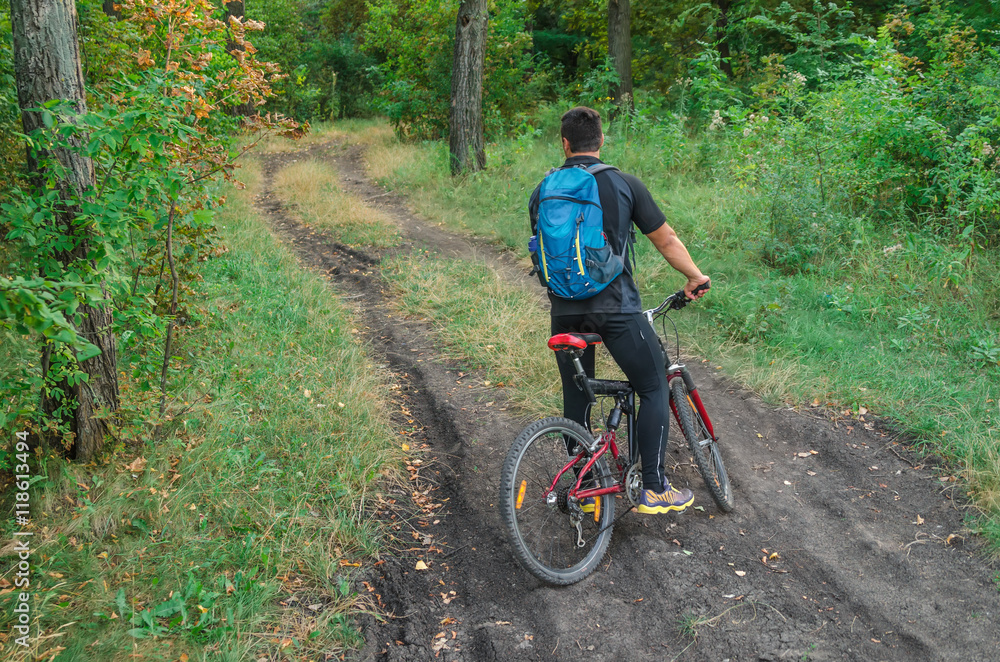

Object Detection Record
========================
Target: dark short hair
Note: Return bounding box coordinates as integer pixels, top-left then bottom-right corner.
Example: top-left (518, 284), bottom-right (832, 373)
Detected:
top-left (561, 107), bottom-right (603, 153)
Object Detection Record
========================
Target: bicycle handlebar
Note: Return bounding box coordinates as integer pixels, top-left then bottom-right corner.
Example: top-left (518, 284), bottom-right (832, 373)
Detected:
top-left (643, 281), bottom-right (710, 318)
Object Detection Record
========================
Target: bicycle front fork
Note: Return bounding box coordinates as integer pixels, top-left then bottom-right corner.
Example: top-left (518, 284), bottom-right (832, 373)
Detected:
top-left (668, 363), bottom-right (717, 441)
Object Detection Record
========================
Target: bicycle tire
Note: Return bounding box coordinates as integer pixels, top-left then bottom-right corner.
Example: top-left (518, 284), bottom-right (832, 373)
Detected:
top-left (498, 417), bottom-right (616, 585)
top-left (670, 378), bottom-right (734, 512)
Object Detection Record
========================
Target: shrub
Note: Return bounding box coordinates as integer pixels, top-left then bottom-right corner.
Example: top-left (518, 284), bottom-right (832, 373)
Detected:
top-left (363, 0), bottom-right (539, 140)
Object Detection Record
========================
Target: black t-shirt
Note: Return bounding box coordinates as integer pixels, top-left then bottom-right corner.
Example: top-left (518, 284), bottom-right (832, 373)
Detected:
top-left (528, 156), bottom-right (666, 316)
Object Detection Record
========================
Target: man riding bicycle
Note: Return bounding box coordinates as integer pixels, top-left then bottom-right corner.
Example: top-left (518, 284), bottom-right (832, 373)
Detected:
top-left (528, 106), bottom-right (710, 514)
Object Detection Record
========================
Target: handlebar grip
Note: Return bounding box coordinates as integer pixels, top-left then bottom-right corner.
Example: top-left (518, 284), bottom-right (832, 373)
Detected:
top-left (668, 282), bottom-right (710, 310)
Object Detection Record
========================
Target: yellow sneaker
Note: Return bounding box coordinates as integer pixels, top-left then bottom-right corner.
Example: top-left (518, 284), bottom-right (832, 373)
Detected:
top-left (635, 483), bottom-right (693, 514)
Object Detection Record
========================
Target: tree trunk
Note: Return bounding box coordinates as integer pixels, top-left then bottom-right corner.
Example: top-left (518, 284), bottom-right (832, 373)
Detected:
top-left (224, 0), bottom-right (246, 50)
top-left (714, 0), bottom-right (734, 78)
top-left (10, 0), bottom-right (119, 461)
top-left (102, 1), bottom-right (121, 19)
top-left (448, 0), bottom-right (487, 176)
top-left (608, 0), bottom-right (633, 115)
top-left (224, 0), bottom-right (254, 117)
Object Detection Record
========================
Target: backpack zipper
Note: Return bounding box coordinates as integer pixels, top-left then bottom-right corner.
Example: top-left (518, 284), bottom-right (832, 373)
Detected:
top-left (540, 195), bottom-right (601, 207)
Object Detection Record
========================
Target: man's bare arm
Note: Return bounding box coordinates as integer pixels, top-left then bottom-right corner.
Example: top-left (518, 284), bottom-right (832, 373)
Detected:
top-left (645, 224), bottom-right (711, 299)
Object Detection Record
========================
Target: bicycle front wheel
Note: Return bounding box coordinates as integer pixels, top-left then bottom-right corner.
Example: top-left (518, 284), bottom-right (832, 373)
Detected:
top-left (498, 417), bottom-right (616, 585)
top-left (671, 377), bottom-right (734, 512)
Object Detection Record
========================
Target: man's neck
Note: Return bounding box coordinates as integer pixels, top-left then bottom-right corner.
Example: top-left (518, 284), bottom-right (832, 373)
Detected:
top-left (566, 151), bottom-right (601, 159)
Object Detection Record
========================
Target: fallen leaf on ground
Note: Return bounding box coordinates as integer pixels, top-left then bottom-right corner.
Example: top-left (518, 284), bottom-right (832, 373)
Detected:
top-left (415, 560), bottom-right (428, 570)
top-left (735, 570), bottom-right (746, 577)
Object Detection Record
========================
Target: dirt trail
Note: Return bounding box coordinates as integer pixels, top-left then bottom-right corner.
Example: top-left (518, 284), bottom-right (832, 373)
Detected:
top-left (256, 140), bottom-right (999, 662)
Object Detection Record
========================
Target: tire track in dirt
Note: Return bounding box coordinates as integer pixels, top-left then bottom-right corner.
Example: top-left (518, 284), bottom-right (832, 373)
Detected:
top-left (256, 140), bottom-right (999, 662)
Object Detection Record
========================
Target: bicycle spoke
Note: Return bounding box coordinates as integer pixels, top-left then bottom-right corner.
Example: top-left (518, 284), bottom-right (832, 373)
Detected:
top-left (500, 418), bottom-right (617, 584)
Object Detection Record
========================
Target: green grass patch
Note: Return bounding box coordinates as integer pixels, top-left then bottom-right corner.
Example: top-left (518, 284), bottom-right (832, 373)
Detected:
top-left (338, 117), bottom-right (1000, 548)
top-left (381, 251), bottom-right (629, 421)
top-left (0, 159), bottom-right (400, 660)
top-left (272, 157), bottom-right (400, 248)
top-left (382, 252), bottom-right (561, 417)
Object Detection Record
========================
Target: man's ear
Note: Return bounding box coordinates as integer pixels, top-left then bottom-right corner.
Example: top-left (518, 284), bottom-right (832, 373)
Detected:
top-left (562, 137), bottom-right (571, 151)
top-left (600, 133), bottom-right (605, 148)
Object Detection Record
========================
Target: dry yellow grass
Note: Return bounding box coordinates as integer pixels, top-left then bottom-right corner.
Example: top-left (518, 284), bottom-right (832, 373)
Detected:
top-left (273, 158), bottom-right (400, 247)
top-left (365, 140), bottom-right (422, 183)
top-left (257, 122), bottom-right (345, 154)
top-left (352, 123), bottom-right (422, 183)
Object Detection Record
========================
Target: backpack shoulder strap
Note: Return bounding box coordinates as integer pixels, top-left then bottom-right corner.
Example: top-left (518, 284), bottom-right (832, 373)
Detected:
top-left (583, 164), bottom-right (634, 268)
top-left (585, 163), bottom-right (619, 176)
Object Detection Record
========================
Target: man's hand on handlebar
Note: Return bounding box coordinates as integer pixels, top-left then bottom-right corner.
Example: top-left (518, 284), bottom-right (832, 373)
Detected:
top-left (684, 275), bottom-right (711, 301)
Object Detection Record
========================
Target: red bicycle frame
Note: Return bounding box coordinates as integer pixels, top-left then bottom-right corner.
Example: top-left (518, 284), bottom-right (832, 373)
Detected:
top-left (543, 370), bottom-right (717, 505)
top-left (543, 431), bottom-right (625, 501)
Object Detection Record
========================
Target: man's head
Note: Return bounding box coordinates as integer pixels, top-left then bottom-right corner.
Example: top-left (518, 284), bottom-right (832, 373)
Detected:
top-left (561, 106), bottom-right (604, 155)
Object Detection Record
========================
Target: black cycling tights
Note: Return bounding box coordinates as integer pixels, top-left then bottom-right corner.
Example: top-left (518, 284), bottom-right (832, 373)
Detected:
top-left (551, 312), bottom-right (669, 490)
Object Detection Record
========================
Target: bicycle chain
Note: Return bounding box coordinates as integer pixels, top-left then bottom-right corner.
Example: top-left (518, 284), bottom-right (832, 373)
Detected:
top-left (581, 498), bottom-right (636, 544)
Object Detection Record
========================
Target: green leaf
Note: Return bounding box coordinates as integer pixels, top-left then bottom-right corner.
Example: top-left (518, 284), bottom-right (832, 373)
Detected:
top-left (77, 344), bottom-right (102, 362)
top-left (115, 588), bottom-right (127, 618)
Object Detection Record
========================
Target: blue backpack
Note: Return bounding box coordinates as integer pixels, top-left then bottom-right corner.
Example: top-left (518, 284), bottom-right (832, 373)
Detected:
top-left (530, 164), bottom-right (630, 300)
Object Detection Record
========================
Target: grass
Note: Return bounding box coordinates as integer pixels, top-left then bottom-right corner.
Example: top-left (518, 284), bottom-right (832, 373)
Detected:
top-left (272, 158), bottom-right (400, 248)
top-left (333, 116), bottom-right (1000, 548)
top-left (0, 158), bottom-right (401, 660)
top-left (381, 253), bottom-right (560, 418)
top-left (381, 251), bottom-right (628, 420)
top-left (255, 121), bottom-right (346, 154)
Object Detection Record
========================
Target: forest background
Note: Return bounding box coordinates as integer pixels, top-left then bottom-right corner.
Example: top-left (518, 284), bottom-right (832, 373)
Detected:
top-left (1, 0), bottom-right (999, 659)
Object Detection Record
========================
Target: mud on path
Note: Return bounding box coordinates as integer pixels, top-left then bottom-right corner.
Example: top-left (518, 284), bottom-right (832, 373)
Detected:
top-left (254, 139), bottom-right (999, 662)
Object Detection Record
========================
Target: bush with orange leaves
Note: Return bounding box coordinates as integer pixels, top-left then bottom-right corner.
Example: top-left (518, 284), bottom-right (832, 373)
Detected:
top-left (0, 0), bottom-right (305, 443)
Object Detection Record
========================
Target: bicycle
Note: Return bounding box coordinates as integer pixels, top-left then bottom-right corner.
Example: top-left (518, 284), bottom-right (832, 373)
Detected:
top-left (498, 288), bottom-right (734, 585)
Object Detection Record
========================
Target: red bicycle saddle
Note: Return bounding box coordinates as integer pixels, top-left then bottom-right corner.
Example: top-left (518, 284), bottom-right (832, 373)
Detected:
top-left (547, 333), bottom-right (603, 351)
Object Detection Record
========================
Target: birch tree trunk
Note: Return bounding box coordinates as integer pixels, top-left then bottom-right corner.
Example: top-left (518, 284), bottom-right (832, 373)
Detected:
top-left (608, 0), bottom-right (633, 115)
top-left (10, 0), bottom-right (120, 461)
top-left (449, 0), bottom-right (487, 176)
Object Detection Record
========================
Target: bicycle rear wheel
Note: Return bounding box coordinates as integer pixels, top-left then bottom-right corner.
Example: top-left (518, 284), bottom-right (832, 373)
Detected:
top-left (498, 417), bottom-right (616, 585)
top-left (670, 378), bottom-right (734, 512)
